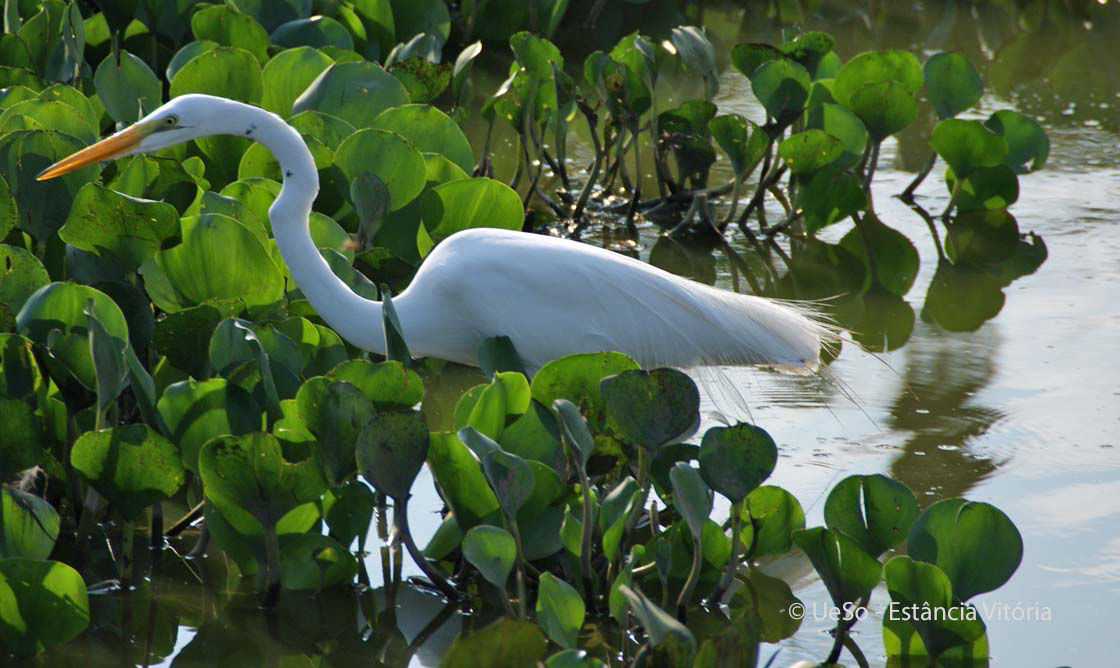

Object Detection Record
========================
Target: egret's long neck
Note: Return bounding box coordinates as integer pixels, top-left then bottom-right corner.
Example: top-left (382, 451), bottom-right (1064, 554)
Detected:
top-left (244, 106), bottom-right (387, 354)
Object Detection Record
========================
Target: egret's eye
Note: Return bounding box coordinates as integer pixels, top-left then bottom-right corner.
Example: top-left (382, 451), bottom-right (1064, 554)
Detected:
top-left (164, 115), bottom-right (178, 128)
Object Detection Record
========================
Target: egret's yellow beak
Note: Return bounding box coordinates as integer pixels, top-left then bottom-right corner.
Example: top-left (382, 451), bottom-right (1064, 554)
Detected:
top-left (36, 123), bottom-right (155, 181)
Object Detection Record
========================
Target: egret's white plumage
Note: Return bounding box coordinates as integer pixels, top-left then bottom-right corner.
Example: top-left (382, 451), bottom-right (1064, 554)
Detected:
top-left (38, 95), bottom-right (829, 374)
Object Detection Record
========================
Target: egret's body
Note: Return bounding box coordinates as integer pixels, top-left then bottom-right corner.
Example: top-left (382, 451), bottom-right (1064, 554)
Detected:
top-left (40, 95), bottom-right (828, 373)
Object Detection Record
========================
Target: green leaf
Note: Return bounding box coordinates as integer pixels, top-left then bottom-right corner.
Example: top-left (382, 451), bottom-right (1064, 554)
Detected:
top-left (0, 99), bottom-right (96, 144)
top-left (907, 498), bottom-right (1023, 601)
top-left (356, 409), bottom-right (428, 500)
top-left (618, 585), bottom-right (696, 659)
top-left (327, 359), bottom-right (424, 408)
top-left (847, 80), bottom-right (918, 142)
top-left (427, 430), bottom-right (500, 532)
top-left (85, 303), bottom-right (129, 417)
top-left (849, 283), bottom-right (915, 353)
top-left (0, 245), bottom-right (48, 314)
top-left (388, 57), bottom-right (451, 104)
top-left (924, 51), bottom-right (983, 120)
top-left (552, 398), bottom-right (595, 468)
top-left (292, 61), bottom-right (409, 129)
top-left (191, 5), bottom-right (270, 64)
top-left (779, 31), bottom-right (836, 78)
top-left (418, 177), bottom-right (522, 254)
top-left (467, 430), bottom-right (535, 520)
top-left (296, 377), bottom-right (376, 487)
top-left (231, 0), bottom-right (311, 33)
top-left (169, 46), bottom-right (263, 104)
top-left (669, 463), bottom-right (711, 539)
top-left (441, 618), bottom-right (547, 668)
top-left (600, 368), bottom-right (699, 449)
top-left (58, 183), bottom-right (179, 271)
top-left (0, 334), bottom-right (43, 401)
top-left (536, 572), bottom-right (585, 649)
top-left (0, 173), bottom-right (15, 241)
top-left (0, 489), bottom-right (59, 560)
top-left (792, 527), bottom-right (882, 608)
top-left (478, 335), bottom-right (526, 378)
top-left (371, 104), bottom-right (472, 173)
top-left (730, 43), bottom-right (782, 79)
top-left (698, 423), bottom-right (777, 502)
top-left (883, 555), bottom-right (986, 659)
top-left (838, 212), bottom-right (919, 296)
top-left (94, 50), bottom-right (161, 123)
top-left (824, 474), bottom-right (918, 558)
top-left (0, 130), bottom-right (98, 241)
top-left (334, 129), bottom-right (426, 212)
top-left (798, 167), bottom-right (865, 233)
top-left (260, 46), bottom-right (334, 116)
top-left (199, 432), bottom-right (326, 533)
top-left (709, 114), bottom-right (767, 179)
top-left (271, 17), bottom-right (354, 51)
top-left (140, 214), bottom-right (284, 312)
top-left (743, 485), bottom-right (805, 557)
top-left (670, 26), bottom-right (717, 99)
top-left (833, 49), bottom-right (922, 107)
top-left (750, 59), bottom-right (811, 121)
top-left (778, 129), bottom-right (844, 175)
top-left (727, 569), bottom-right (803, 642)
top-left (461, 524), bottom-right (515, 590)
top-left (984, 109), bottom-right (1049, 173)
top-left (0, 559), bottom-right (89, 657)
top-left (930, 119), bottom-right (1008, 179)
top-left (71, 424), bottom-right (185, 521)
top-left (804, 102), bottom-right (867, 168)
top-left (278, 533), bottom-right (358, 591)
top-left (324, 479), bottom-right (375, 548)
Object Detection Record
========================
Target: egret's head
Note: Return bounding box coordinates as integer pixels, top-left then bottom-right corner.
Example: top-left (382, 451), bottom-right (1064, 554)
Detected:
top-left (37, 94), bottom-right (238, 180)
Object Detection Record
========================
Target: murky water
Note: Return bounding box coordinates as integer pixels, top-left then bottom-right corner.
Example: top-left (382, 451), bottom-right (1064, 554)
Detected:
top-left (58, 3), bottom-right (1119, 667)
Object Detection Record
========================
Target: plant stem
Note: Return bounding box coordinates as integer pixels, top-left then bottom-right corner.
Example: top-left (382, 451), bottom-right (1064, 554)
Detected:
top-left (509, 519), bottom-right (528, 618)
top-left (676, 530), bottom-right (703, 621)
top-left (826, 592), bottom-right (870, 664)
top-left (262, 526), bottom-right (281, 608)
top-left (710, 499), bottom-right (743, 603)
top-left (901, 151), bottom-right (937, 201)
top-left (120, 520), bottom-right (135, 589)
top-left (941, 178), bottom-right (962, 218)
top-left (394, 498), bottom-right (458, 600)
top-left (577, 467), bottom-right (595, 603)
top-left (150, 503), bottom-right (163, 549)
top-left (863, 140), bottom-right (881, 192)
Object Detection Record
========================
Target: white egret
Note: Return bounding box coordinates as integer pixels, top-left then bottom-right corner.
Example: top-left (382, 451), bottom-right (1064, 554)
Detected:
top-left (39, 94), bottom-right (830, 374)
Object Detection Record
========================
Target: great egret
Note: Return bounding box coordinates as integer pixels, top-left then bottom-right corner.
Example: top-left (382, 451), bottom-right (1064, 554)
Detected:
top-left (39, 94), bottom-right (830, 374)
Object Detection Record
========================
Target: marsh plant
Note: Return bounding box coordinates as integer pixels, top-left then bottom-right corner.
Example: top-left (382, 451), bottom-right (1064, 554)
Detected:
top-left (0, 0), bottom-right (1036, 666)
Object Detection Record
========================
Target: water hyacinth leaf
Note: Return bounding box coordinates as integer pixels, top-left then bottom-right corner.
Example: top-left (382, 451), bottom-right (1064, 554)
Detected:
top-left (0, 173), bottom-right (15, 240)
top-left (778, 129), bottom-right (844, 176)
top-left (325, 479), bottom-right (375, 549)
top-left (478, 335), bottom-right (526, 378)
top-left (884, 555), bottom-right (986, 658)
top-left (743, 485), bottom-right (805, 557)
top-left (231, 0), bottom-right (311, 33)
top-left (0, 489), bottom-right (59, 560)
top-left (356, 409), bottom-right (428, 500)
top-left (907, 498), bottom-right (1023, 601)
top-left (984, 110), bottom-right (1049, 172)
top-left (140, 214), bottom-right (284, 312)
top-left (371, 104), bottom-right (473, 172)
top-left (418, 177), bottom-right (522, 254)
top-left (924, 51), bottom-right (983, 120)
top-left (709, 114), bottom-right (767, 178)
top-left (545, 650), bottom-right (605, 668)
top-left (805, 102), bottom-right (867, 168)
top-left (199, 432), bottom-right (326, 532)
top-left (727, 569), bottom-right (803, 642)
top-left (798, 167), bottom-right (866, 233)
top-left (601, 368), bottom-right (700, 448)
top-left (292, 62), bottom-right (409, 129)
top-left (165, 40), bottom-right (219, 82)
top-left (833, 49), bottom-right (922, 107)
top-left (473, 435), bottom-right (535, 519)
top-left (0, 245), bottom-right (48, 313)
top-left (0, 100), bottom-right (97, 144)
top-left (271, 17), bottom-right (354, 51)
top-left (669, 463), bottom-right (711, 540)
top-left (278, 534), bottom-right (358, 591)
top-left (352, 171), bottom-right (390, 242)
top-left (847, 80), bottom-right (918, 141)
top-left (85, 304), bottom-right (129, 416)
top-left (779, 31), bottom-right (836, 77)
top-left (94, 50), bottom-right (162, 123)
top-left (70, 424), bottom-right (186, 521)
top-left (946, 164), bottom-right (1020, 213)
top-left (0, 559), bottom-right (89, 657)
top-left (930, 119), bottom-right (1008, 179)
top-left (335, 129), bottom-right (426, 212)
top-left (730, 42), bottom-right (782, 79)
top-left (823, 474), bottom-right (918, 557)
top-left (750, 59), bottom-right (811, 121)
top-left (169, 46), bottom-right (263, 104)
top-left (260, 46), bottom-right (334, 116)
top-left (191, 5), bottom-right (270, 64)
top-left (388, 57), bottom-right (451, 104)
top-left (441, 618), bottom-right (547, 668)
top-left (618, 585), bottom-right (697, 659)
top-left (839, 213), bottom-right (919, 296)
top-left (553, 399), bottom-right (595, 468)
top-left (0, 334), bottom-right (42, 401)
top-left (297, 377), bottom-right (376, 487)
top-left (698, 423), bottom-right (777, 502)
top-left (451, 40), bottom-right (482, 104)
top-left (379, 286), bottom-right (412, 365)
top-left (670, 26), bottom-right (718, 98)
top-left (792, 527), bottom-right (882, 608)
top-left (427, 431), bottom-right (500, 531)
top-left (0, 399), bottom-right (43, 479)
top-left (58, 183), bottom-right (179, 271)
top-left (461, 524), bottom-right (515, 590)
top-left (0, 130), bottom-right (98, 241)
top-left (327, 359), bottom-right (424, 408)
top-left (536, 572), bottom-right (585, 649)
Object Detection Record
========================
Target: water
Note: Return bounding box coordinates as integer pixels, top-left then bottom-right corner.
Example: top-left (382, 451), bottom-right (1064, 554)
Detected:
top-left (62, 3), bottom-right (1119, 666)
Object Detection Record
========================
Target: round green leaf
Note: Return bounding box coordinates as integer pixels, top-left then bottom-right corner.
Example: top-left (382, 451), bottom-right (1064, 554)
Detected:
top-left (0, 245), bottom-right (48, 314)
top-left (157, 378), bottom-right (262, 472)
top-left (427, 430), bottom-right (500, 532)
top-left (199, 431), bottom-right (326, 532)
top-left (699, 423), bottom-right (777, 503)
top-left (71, 424), bottom-right (186, 521)
top-left (834, 49), bottom-right (922, 107)
top-left (0, 334), bottom-right (43, 401)
top-left (930, 119), bottom-right (1008, 179)
top-left (730, 43), bottom-right (782, 79)
top-left (709, 114), bottom-right (767, 178)
top-left (778, 129), bottom-right (845, 175)
top-left (324, 479), bottom-right (375, 548)
top-left (797, 167), bottom-right (866, 234)
top-left (946, 164), bottom-right (1020, 213)
top-left (371, 104), bottom-right (473, 173)
top-left (292, 61), bottom-right (409, 129)
top-left (805, 102), bottom-right (867, 168)
top-left (670, 26), bottom-right (718, 98)
top-left (838, 213), bottom-right (918, 296)
top-left (0, 559), bottom-right (89, 657)
top-left (744, 485), bottom-right (805, 557)
top-left (669, 463), bottom-right (712, 539)
top-left (601, 368), bottom-right (700, 449)
top-left (531, 352), bottom-right (639, 428)
top-left (0, 100), bottom-right (97, 144)
top-left (260, 47), bottom-right (334, 116)
top-left (191, 5), bottom-right (270, 64)
top-left (849, 284), bottom-right (915, 353)
top-left (296, 377), bottom-right (376, 487)
top-left (94, 50), bottom-right (162, 123)
top-left (618, 585), bottom-right (697, 658)
top-left (389, 0), bottom-right (450, 44)
top-left (552, 398), bottom-right (596, 469)
top-left (278, 533), bottom-right (358, 591)
top-left (166, 40), bottom-right (220, 82)
top-left (847, 80), bottom-right (918, 141)
top-left (884, 555), bottom-right (987, 658)
top-left (461, 524), bottom-right (515, 590)
top-left (907, 498), bottom-right (1023, 601)
top-left (751, 59), bottom-right (811, 121)
top-left (536, 572), bottom-right (585, 649)
top-left (824, 474), bottom-right (918, 557)
top-left (792, 527), bottom-right (882, 608)
top-left (418, 177), bottom-right (522, 252)
top-left (356, 409), bottom-right (428, 500)
top-left (0, 130), bottom-right (98, 242)
top-left (0, 173), bottom-right (16, 241)
top-left (0, 399), bottom-right (44, 482)
top-left (0, 489), bottom-right (59, 560)
top-left (335, 129), bottom-right (425, 212)
top-left (141, 214), bottom-right (284, 312)
top-left (58, 183), bottom-right (179, 271)
top-left (474, 436), bottom-right (535, 520)
top-left (924, 51), bottom-right (983, 120)
top-left (441, 618), bottom-right (546, 668)
top-left (983, 109), bottom-right (1049, 172)
top-left (231, 0), bottom-right (311, 33)
top-left (327, 359), bottom-right (424, 408)
top-left (169, 46), bottom-right (264, 104)
top-left (271, 16), bottom-right (354, 51)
